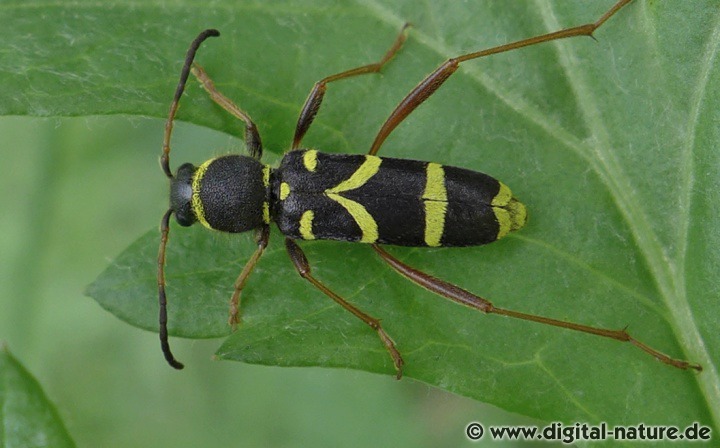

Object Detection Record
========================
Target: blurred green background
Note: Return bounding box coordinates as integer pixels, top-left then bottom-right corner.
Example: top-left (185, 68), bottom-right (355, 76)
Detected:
top-left (0, 116), bottom-right (552, 447)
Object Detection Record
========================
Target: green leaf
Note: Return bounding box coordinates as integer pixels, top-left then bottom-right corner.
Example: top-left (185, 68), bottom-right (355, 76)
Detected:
top-left (0, 345), bottom-right (75, 448)
top-left (7, 0), bottom-right (717, 430)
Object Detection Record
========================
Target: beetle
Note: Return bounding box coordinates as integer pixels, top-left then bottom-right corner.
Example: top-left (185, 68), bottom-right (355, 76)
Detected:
top-left (157, 0), bottom-right (700, 376)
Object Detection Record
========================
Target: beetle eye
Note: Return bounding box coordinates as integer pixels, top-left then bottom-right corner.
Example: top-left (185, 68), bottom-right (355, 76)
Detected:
top-left (170, 163), bottom-right (197, 226)
top-left (173, 202), bottom-right (196, 227)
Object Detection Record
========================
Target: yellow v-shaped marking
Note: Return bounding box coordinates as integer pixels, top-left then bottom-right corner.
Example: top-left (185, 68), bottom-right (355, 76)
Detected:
top-left (325, 155), bottom-right (381, 243)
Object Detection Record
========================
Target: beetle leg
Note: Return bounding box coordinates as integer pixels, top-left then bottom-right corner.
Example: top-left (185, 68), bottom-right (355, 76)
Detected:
top-left (192, 63), bottom-right (264, 160)
top-left (368, 0), bottom-right (633, 155)
top-left (372, 244), bottom-right (701, 371)
top-left (285, 238), bottom-right (404, 379)
top-left (228, 225), bottom-right (270, 329)
top-left (292, 24), bottom-right (410, 150)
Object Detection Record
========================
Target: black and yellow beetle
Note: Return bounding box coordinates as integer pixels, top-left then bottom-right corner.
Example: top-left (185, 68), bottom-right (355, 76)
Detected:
top-left (158, 0), bottom-right (700, 376)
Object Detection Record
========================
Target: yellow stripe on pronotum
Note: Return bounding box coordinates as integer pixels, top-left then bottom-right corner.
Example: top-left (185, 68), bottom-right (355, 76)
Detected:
top-left (191, 158), bottom-right (214, 229)
top-left (262, 202), bottom-right (270, 224)
top-left (262, 165), bottom-right (272, 224)
top-left (422, 163), bottom-right (447, 247)
top-left (262, 165), bottom-right (271, 187)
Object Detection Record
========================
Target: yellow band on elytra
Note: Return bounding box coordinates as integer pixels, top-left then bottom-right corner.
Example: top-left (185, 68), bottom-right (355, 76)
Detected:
top-left (492, 182), bottom-right (527, 239)
top-left (326, 155), bottom-right (381, 194)
top-left (299, 210), bottom-right (315, 240)
top-left (326, 193), bottom-right (378, 243)
top-left (303, 150), bottom-right (318, 172)
top-left (280, 182), bottom-right (291, 200)
top-left (322, 155), bottom-right (382, 243)
top-left (491, 182), bottom-right (512, 206)
top-left (422, 163), bottom-right (448, 247)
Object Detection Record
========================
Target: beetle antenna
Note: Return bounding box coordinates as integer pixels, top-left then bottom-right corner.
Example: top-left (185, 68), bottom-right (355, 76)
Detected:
top-left (158, 208), bottom-right (184, 369)
top-left (161, 29), bottom-right (220, 178)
